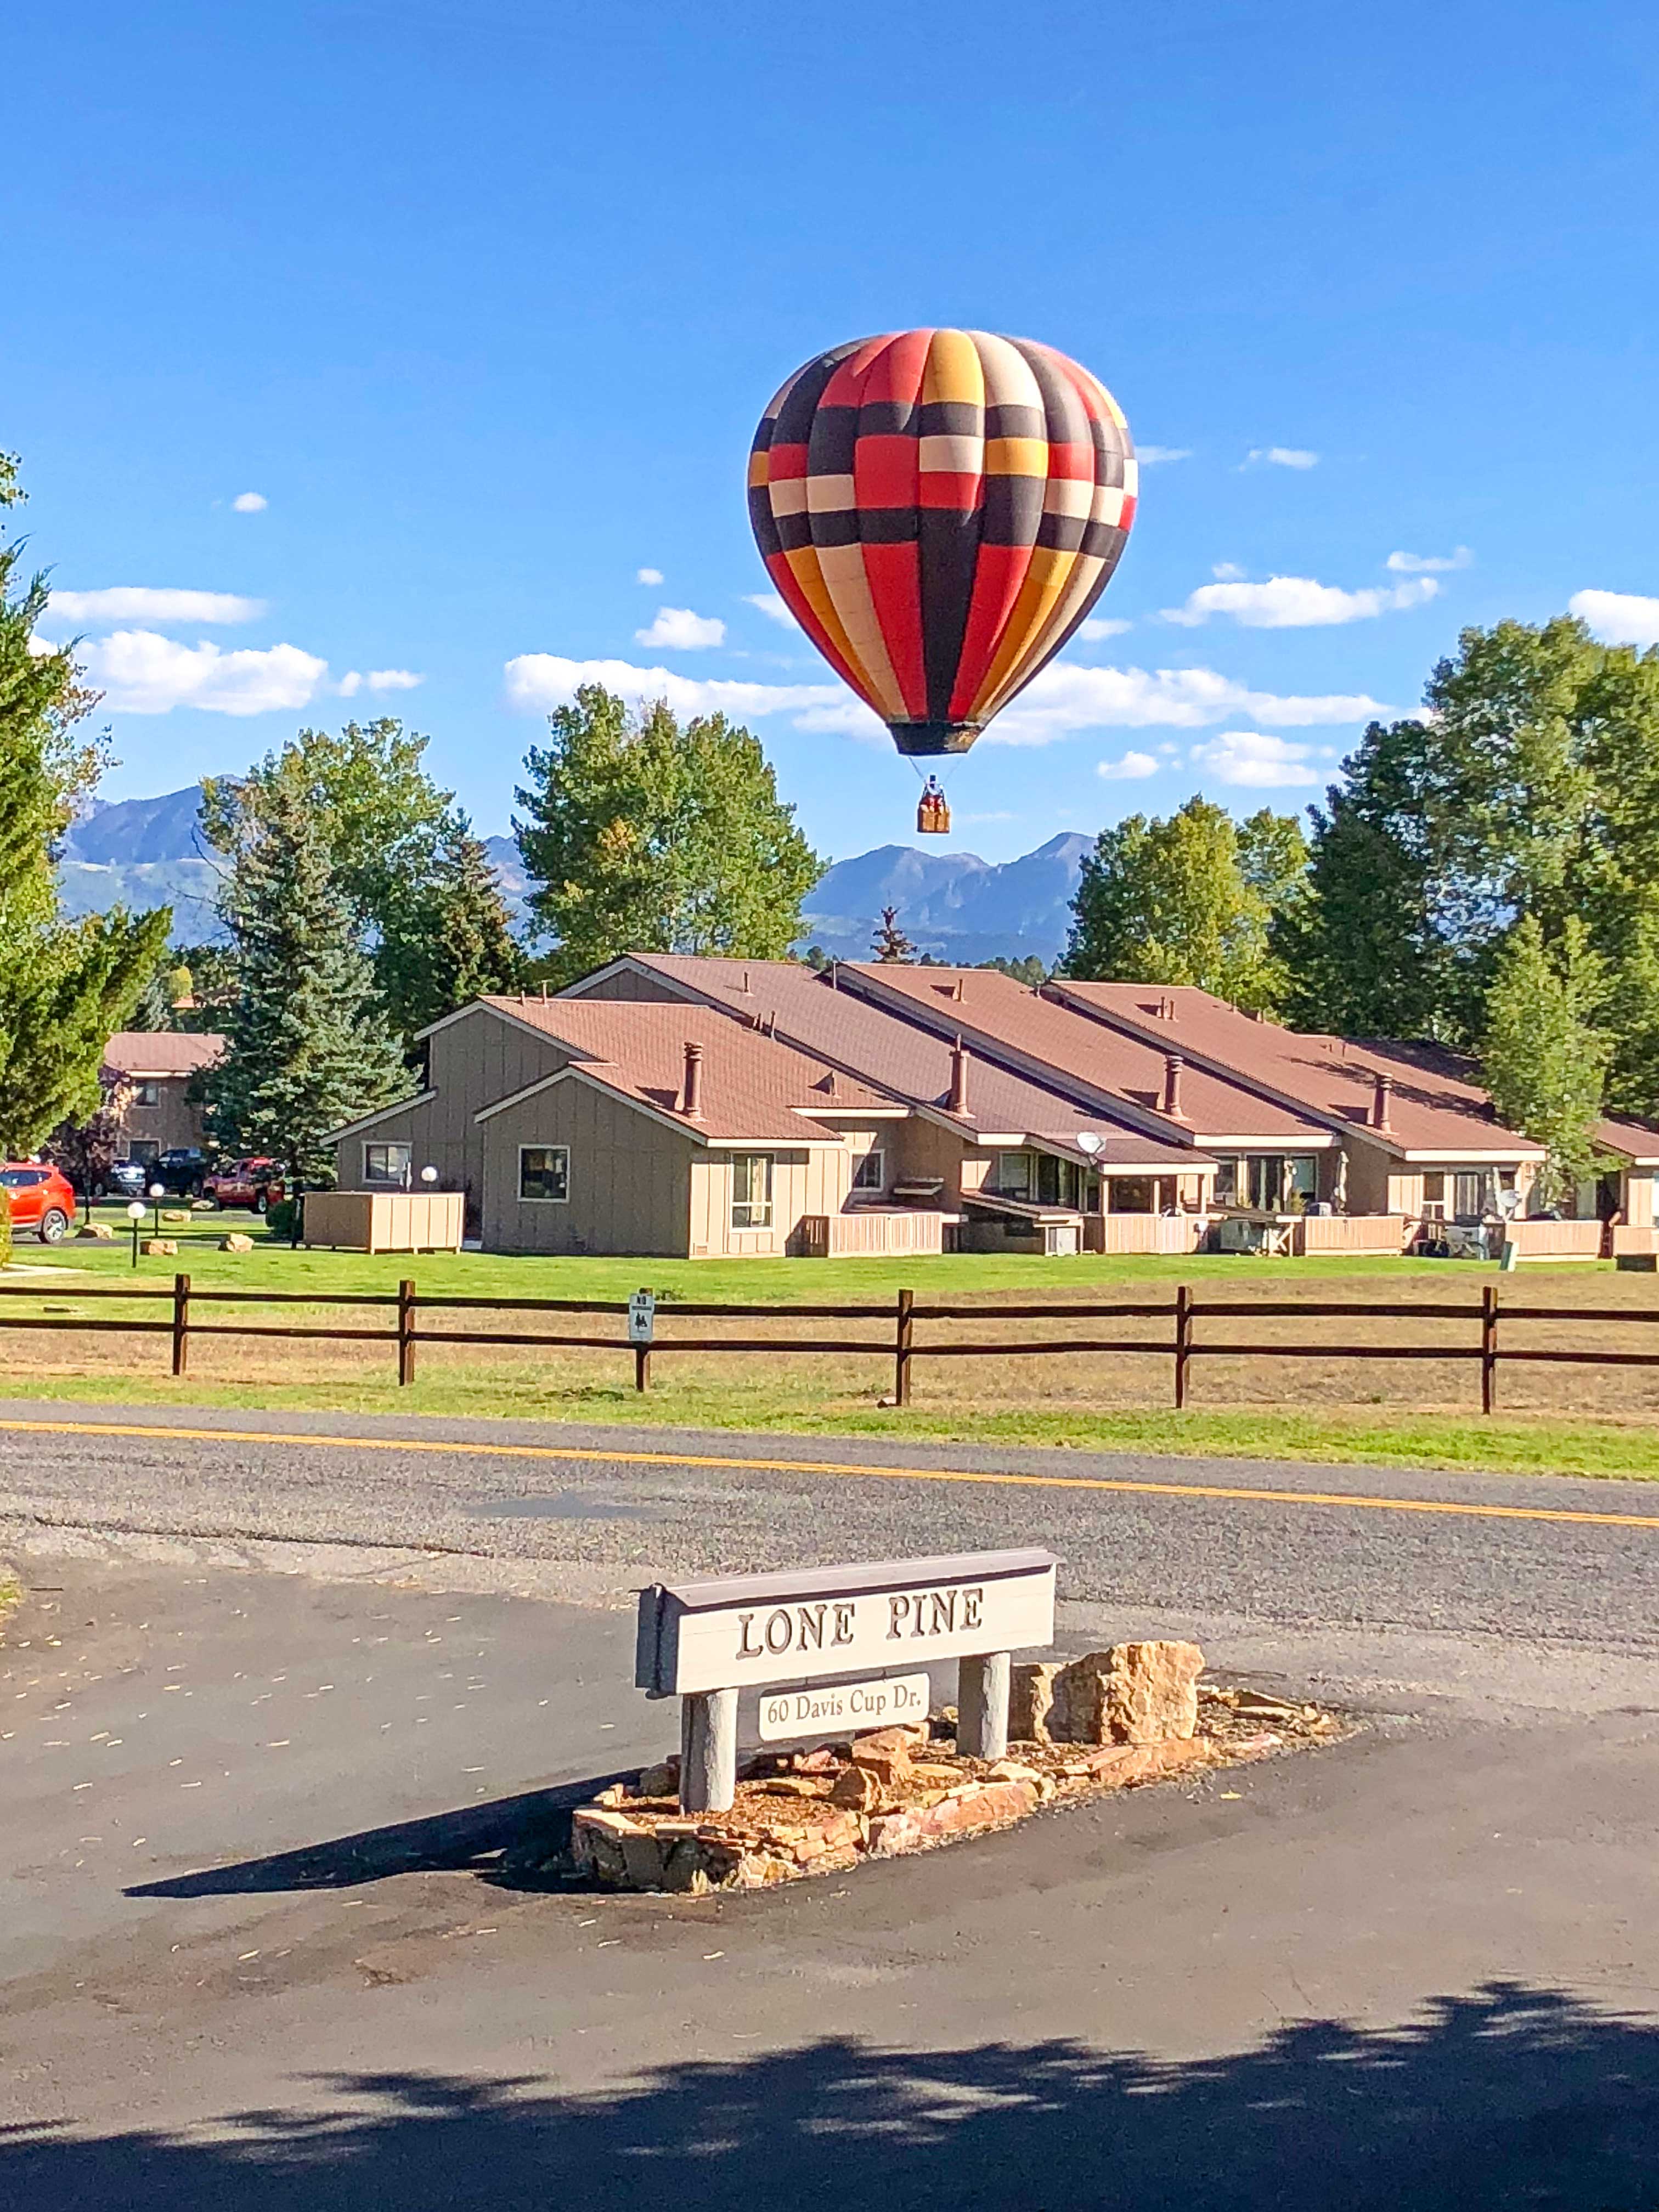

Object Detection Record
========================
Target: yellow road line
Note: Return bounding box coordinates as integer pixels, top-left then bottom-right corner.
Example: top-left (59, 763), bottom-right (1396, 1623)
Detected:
top-left (2, 1415), bottom-right (1658, 1532)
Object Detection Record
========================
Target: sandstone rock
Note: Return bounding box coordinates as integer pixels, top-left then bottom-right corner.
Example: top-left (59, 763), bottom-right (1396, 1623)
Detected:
top-left (619, 1830), bottom-right (665, 1886)
top-left (1009, 1661), bottom-right (1060, 1744)
top-left (830, 1763), bottom-right (882, 1811)
top-left (866, 1810), bottom-right (921, 1858)
top-left (218, 1233), bottom-right (255, 1254)
top-left (161, 1208), bottom-right (190, 1224)
top-left (1100, 1640), bottom-right (1204, 1743)
top-left (847, 1726), bottom-right (915, 1787)
top-left (792, 1747), bottom-right (838, 1774)
top-left (636, 1760), bottom-right (677, 1798)
top-left (76, 1222), bottom-right (115, 1240)
top-left (142, 1239), bottom-right (178, 1257)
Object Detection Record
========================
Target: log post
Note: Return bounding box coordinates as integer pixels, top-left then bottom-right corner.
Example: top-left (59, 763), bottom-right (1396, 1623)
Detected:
top-left (1481, 1282), bottom-right (1498, 1415)
top-left (634, 1343), bottom-right (651, 1392)
top-left (171, 1272), bottom-right (190, 1378)
top-left (679, 1686), bottom-right (738, 1813)
top-left (894, 1286), bottom-right (915, 1407)
top-left (956, 1651), bottom-right (1011, 1761)
top-left (1174, 1283), bottom-right (1193, 1408)
top-left (397, 1277), bottom-right (417, 1387)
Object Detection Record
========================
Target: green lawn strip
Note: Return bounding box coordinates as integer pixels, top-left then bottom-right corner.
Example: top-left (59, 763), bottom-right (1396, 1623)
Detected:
top-left (0, 1564), bottom-right (20, 1635)
top-left (1, 1367), bottom-right (1656, 1482)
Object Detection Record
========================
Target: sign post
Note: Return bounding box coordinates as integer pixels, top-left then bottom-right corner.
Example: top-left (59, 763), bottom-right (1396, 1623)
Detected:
top-left (635, 1548), bottom-right (1058, 1812)
top-left (628, 1288), bottom-right (656, 1393)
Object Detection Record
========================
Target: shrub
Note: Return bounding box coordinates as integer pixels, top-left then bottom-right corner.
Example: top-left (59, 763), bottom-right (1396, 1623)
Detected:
top-left (264, 1197), bottom-right (300, 1240)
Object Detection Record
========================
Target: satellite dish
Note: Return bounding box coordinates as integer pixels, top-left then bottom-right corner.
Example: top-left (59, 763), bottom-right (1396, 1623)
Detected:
top-left (1076, 1133), bottom-right (1103, 1155)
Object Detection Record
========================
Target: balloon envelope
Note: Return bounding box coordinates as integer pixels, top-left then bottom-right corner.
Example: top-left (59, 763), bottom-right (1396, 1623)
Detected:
top-left (748, 329), bottom-right (1136, 757)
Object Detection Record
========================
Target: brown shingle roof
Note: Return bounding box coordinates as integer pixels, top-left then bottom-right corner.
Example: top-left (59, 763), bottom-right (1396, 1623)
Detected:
top-left (840, 966), bottom-right (1334, 1145)
top-left (574, 956), bottom-right (1211, 1165)
top-left (476, 996), bottom-right (889, 1142)
top-left (1048, 983), bottom-right (1544, 1158)
top-left (104, 1031), bottom-right (225, 1077)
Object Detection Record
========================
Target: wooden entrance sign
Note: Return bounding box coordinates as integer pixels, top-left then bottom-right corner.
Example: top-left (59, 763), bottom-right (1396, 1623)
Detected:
top-left (635, 1548), bottom-right (1058, 1813)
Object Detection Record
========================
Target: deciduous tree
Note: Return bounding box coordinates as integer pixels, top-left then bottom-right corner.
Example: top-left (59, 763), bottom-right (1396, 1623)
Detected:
top-left (1480, 914), bottom-right (1611, 1208)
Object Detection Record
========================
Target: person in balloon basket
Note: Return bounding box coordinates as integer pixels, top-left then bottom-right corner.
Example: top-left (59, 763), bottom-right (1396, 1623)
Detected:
top-left (917, 776), bottom-right (951, 836)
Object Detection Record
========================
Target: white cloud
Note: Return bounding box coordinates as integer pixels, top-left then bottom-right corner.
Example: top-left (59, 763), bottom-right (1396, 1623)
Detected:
top-left (232, 492), bottom-right (268, 513)
top-left (503, 652), bottom-right (1387, 747)
top-left (1387, 546), bottom-right (1472, 574)
top-left (1137, 445), bottom-right (1192, 464)
top-left (744, 591), bottom-right (797, 628)
top-left (47, 587), bottom-right (264, 625)
top-left (634, 605), bottom-right (726, 650)
top-left (1078, 616), bottom-right (1132, 640)
top-left (1097, 749), bottom-right (1159, 781)
top-left (1245, 447), bottom-right (1319, 469)
top-left (76, 630), bottom-right (328, 715)
top-left (1211, 562), bottom-right (1245, 581)
top-left (1189, 730), bottom-right (1322, 787)
top-left (635, 566), bottom-right (664, 585)
top-left (1568, 589), bottom-right (1659, 648)
top-left (1164, 574), bottom-right (1439, 628)
top-left (367, 667), bottom-right (422, 691)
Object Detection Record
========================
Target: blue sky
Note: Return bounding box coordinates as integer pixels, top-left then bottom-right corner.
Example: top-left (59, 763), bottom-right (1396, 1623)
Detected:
top-left (10, 0), bottom-right (1659, 864)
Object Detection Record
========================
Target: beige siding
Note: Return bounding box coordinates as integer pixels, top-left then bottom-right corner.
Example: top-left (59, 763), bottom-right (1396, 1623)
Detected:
top-left (480, 1076), bottom-right (696, 1255)
top-left (1628, 1171), bottom-right (1657, 1229)
top-left (120, 1075), bottom-right (206, 1159)
top-left (566, 968), bottom-right (684, 1003)
top-left (696, 1145), bottom-right (853, 1257)
top-left (1340, 1136), bottom-right (1395, 1215)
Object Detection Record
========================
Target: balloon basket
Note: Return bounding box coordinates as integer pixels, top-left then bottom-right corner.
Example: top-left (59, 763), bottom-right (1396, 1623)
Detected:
top-left (916, 789), bottom-right (951, 835)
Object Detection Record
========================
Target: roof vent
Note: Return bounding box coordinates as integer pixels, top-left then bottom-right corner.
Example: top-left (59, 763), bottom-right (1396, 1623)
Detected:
top-left (681, 1041), bottom-right (705, 1120)
top-left (1161, 1052), bottom-right (1186, 1120)
top-left (1371, 1070), bottom-right (1393, 1132)
top-left (947, 1039), bottom-right (970, 1116)
top-left (741, 968), bottom-right (752, 995)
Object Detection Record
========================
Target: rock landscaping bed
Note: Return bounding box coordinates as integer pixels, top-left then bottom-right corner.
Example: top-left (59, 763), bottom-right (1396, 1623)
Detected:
top-left (570, 1641), bottom-right (1345, 1894)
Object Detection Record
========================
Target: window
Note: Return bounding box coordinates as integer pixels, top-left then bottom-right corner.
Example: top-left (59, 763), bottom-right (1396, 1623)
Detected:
top-left (1421, 1171), bottom-right (1446, 1221)
top-left (730, 1153), bottom-right (774, 1229)
top-left (1213, 1158), bottom-right (1240, 1206)
top-left (0, 1168), bottom-right (47, 1188)
top-left (1453, 1171), bottom-right (1485, 1221)
top-left (363, 1142), bottom-right (411, 1186)
top-left (852, 1148), bottom-right (885, 1193)
top-left (1288, 1156), bottom-right (1318, 1203)
top-left (128, 1139), bottom-right (159, 1166)
top-left (519, 1146), bottom-right (570, 1203)
top-left (994, 1150), bottom-right (1034, 1200)
top-left (133, 1081), bottom-right (161, 1108)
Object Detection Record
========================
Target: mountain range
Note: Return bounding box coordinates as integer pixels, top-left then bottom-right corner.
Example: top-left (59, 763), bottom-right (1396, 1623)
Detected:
top-left (54, 786), bottom-right (1090, 966)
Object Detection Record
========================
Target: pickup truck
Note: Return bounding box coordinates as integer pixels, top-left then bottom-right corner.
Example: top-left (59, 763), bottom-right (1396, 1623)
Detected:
top-left (203, 1156), bottom-right (286, 1214)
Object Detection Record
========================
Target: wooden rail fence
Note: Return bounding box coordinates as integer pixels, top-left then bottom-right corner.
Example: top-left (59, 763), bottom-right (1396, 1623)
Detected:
top-left (0, 1275), bottom-right (1654, 1413)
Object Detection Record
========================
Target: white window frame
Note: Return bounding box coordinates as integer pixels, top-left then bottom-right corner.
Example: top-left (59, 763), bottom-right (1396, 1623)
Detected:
top-left (518, 1144), bottom-right (571, 1204)
top-left (363, 1141), bottom-right (412, 1187)
top-left (730, 1153), bottom-right (775, 1231)
top-left (851, 1147), bottom-right (885, 1193)
top-left (133, 1080), bottom-right (162, 1108)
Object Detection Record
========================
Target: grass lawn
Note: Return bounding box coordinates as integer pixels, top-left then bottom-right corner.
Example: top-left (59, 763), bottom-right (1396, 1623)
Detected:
top-left (4, 1201), bottom-right (1659, 1483)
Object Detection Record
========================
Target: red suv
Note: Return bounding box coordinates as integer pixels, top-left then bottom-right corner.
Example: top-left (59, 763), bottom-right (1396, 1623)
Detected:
top-left (204, 1156), bottom-right (286, 1215)
top-left (1, 1163), bottom-right (77, 1244)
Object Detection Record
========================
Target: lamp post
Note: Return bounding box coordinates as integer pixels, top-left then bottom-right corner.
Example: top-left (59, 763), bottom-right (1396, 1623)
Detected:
top-left (420, 1165), bottom-right (438, 1187)
top-left (126, 1200), bottom-right (146, 1269)
top-left (148, 1181), bottom-right (165, 1242)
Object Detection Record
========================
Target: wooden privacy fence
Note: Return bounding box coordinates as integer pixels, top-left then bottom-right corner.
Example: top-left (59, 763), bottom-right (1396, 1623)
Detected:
top-left (1, 1276), bottom-right (1657, 1413)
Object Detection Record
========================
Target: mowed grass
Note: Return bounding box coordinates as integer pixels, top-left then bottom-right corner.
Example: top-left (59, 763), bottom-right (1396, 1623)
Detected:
top-left (4, 1201), bottom-right (1659, 1482)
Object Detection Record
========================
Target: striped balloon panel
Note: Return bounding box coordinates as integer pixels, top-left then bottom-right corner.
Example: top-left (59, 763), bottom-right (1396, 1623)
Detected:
top-left (748, 329), bottom-right (1135, 752)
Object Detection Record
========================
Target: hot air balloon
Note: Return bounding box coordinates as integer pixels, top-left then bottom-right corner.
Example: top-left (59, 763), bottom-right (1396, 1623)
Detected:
top-left (747, 329), bottom-right (1136, 831)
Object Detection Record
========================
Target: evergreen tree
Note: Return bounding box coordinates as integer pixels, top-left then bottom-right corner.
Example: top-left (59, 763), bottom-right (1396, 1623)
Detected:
top-left (1481, 915), bottom-right (1611, 1209)
top-left (0, 453), bottom-right (170, 1155)
top-left (198, 774), bottom-right (410, 1182)
top-left (376, 822), bottom-right (522, 1032)
top-left (1064, 795), bottom-right (1305, 1013)
top-left (871, 905), bottom-right (916, 962)
top-left (514, 685), bottom-right (822, 985)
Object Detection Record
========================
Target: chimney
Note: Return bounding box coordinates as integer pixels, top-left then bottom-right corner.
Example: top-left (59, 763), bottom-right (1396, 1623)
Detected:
top-left (1372, 1070), bottom-right (1393, 1131)
top-left (682, 1040), bottom-right (705, 1119)
top-left (741, 967), bottom-right (752, 995)
top-left (953, 975), bottom-right (964, 1003)
top-left (1161, 1051), bottom-right (1186, 1119)
top-left (947, 1038), bottom-right (969, 1116)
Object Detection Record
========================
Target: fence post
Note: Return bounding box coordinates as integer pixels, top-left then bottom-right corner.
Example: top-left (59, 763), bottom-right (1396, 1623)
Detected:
top-left (1481, 1283), bottom-right (1498, 1414)
top-left (894, 1287), bottom-right (915, 1407)
top-left (1173, 1284), bottom-right (1193, 1409)
top-left (634, 1342), bottom-right (651, 1392)
top-left (397, 1278), bottom-right (416, 1387)
top-left (171, 1271), bottom-right (190, 1378)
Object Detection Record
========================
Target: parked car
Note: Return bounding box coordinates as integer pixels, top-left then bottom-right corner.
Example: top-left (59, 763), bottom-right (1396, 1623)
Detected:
top-left (1, 1162), bottom-right (77, 1243)
top-left (150, 1148), bottom-right (211, 1199)
top-left (92, 1159), bottom-right (150, 1201)
top-left (204, 1156), bottom-right (286, 1214)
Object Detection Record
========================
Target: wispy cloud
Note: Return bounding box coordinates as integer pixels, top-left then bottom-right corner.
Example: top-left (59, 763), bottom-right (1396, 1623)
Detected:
top-left (635, 566), bottom-right (664, 585)
top-left (744, 591), bottom-right (796, 628)
top-left (1568, 589), bottom-right (1659, 648)
top-left (338, 667), bottom-right (425, 697)
top-left (1190, 730), bottom-right (1322, 787)
top-left (1244, 447), bottom-right (1319, 470)
top-left (231, 492), bottom-right (268, 513)
top-left (1164, 573), bottom-right (1438, 628)
top-left (504, 652), bottom-right (1388, 746)
top-left (72, 631), bottom-right (327, 715)
top-left (634, 606), bottom-right (726, 650)
top-left (1137, 445), bottom-right (1192, 465)
top-left (1387, 546), bottom-right (1472, 574)
top-left (1097, 749), bottom-right (1159, 780)
top-left (1078, 616), bottom-right (1132, 641)
top-left (47, 587), bottom-right (264, 624)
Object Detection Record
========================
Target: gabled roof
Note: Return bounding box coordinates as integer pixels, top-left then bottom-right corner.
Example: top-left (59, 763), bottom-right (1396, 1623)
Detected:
top-left (837, 964), bottom-right (1335, 1147)
top-left (1597, 1112), bottom-right (1659, 1167)
top-left (105, 1031), bottom-right (225, 1077)
top-left (567, 955), bottom-right (1212, 1156)
top-left (1048, 983), bottom-right (1545, 1160)
top-left (470, 995), bottom-right (890, 1143)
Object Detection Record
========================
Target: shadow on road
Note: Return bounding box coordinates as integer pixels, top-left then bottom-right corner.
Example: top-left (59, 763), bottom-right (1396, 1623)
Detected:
top-left (125, 1774), bottom-right (631, 1898)
top-left (4, 1983), bottom-right (1655, 2208)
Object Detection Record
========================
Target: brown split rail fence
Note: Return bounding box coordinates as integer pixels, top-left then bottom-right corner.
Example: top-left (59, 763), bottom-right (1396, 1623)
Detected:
top-left (0, 1276), bottom-right (1654, 1413)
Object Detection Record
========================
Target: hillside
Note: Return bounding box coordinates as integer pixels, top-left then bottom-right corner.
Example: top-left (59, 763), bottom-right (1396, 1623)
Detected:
top-left (53, 786), bottom-right (1090, 965)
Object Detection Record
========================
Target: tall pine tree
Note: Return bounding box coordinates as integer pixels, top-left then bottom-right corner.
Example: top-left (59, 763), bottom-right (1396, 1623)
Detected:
top-left (199, 769), bottom-right (410, 1182)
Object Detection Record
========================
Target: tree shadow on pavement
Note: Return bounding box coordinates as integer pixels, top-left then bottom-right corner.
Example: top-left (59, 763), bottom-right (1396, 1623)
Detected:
top-left (4, 1982), bottom-right (1655, 2209)
top-left (125, 1774), bottom-right (630, 1898)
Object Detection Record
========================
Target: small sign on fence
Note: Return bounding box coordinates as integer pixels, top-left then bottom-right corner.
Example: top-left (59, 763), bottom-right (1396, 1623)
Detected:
top-left (628, 1289), bottom-right (657, 1346)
